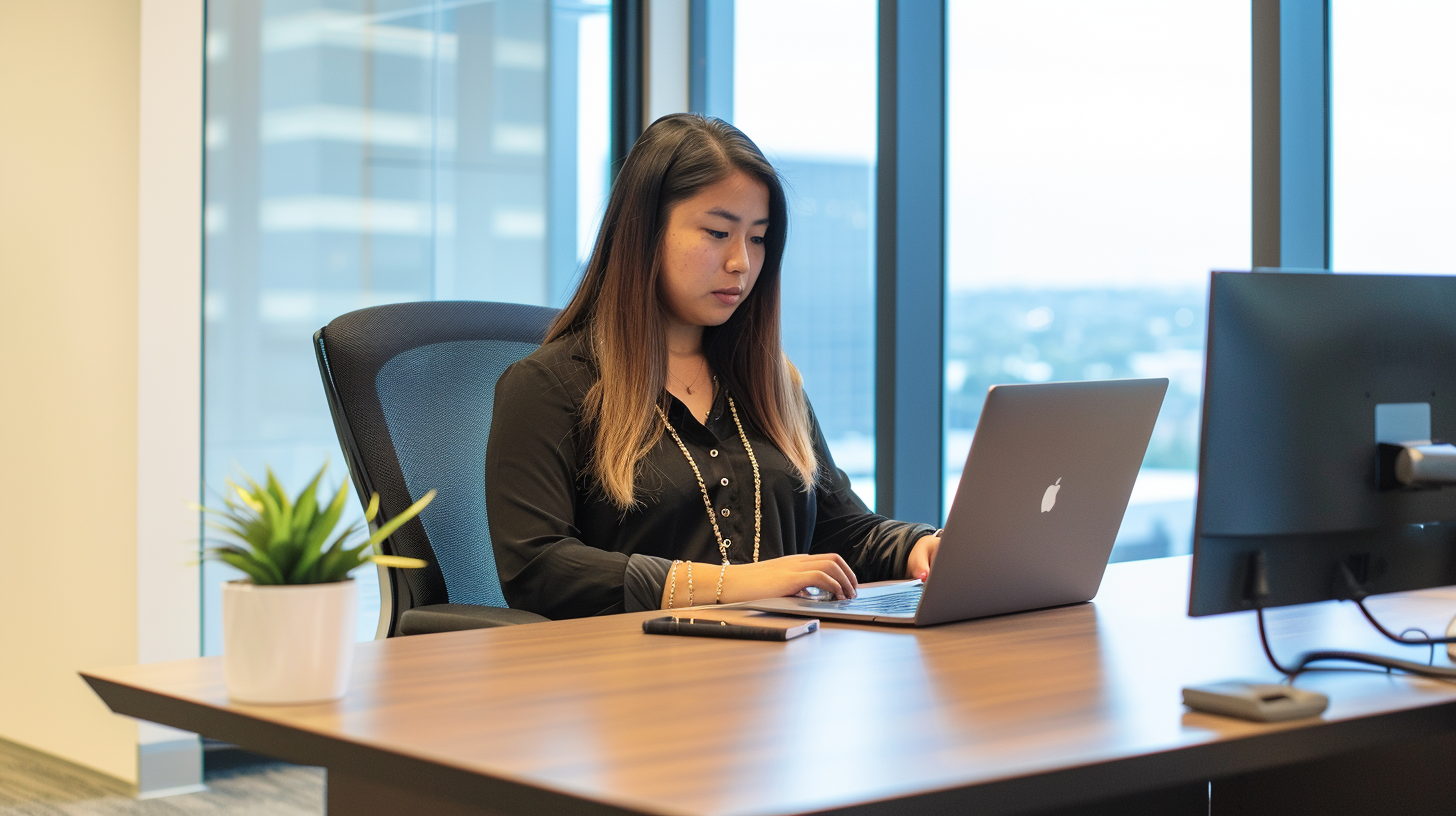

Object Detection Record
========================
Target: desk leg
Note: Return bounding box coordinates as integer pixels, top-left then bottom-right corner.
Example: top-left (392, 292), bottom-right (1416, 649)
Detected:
top-left (326, 769), bottom-right (509, 816)
top-left (1213, 731), bottom-right (1456, 816)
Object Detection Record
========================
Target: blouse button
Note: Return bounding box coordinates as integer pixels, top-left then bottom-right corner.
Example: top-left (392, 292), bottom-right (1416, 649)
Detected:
top-left (709, 449), bottom-right (719, 457)
top-left (720, 507), bottom-right (731, 517)
top-left (720, 477), bottom-right (729, 486)
top-left (723, 538), bottom-right (732, 547)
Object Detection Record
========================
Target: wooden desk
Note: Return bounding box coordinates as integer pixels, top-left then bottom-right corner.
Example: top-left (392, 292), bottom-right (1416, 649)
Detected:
top-left (83, 557), bottom-right (1456, 815)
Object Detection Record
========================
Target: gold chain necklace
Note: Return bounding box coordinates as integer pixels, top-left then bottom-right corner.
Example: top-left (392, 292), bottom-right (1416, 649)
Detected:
top-left (655, 391), bottom-right (762, 565)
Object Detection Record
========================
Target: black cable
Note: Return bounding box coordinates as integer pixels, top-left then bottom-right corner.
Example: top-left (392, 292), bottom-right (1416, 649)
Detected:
top-left (1354, 598), bottom-right (1456, 646)
top-left (1397, 627), bottom-right (1438, 666)
top-left (1338, 561), bottom-right (1456, 648)
top-left (1287, 650), bottom-right (1456, 679)
top-left (1250, 553), bottom-right (1456, 680)
top-left (1255, 607), bottom-right (1296, 675)
top-left (1256, 605), bottom-right (1456, 680)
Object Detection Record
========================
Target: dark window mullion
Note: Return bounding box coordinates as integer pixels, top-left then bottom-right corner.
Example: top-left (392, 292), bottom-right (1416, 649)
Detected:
top-left (876, 0), bottom-right (946, 523)
top-left (611, 0), bottom-right (645, 180)
top-left (1252, 0), bottom-right (1331, 271)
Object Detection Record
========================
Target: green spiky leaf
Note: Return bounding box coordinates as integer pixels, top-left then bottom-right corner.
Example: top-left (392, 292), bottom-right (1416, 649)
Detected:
top-left (364, 489), bottom-right (436, 551)
top-left (201, 464), bottom-right (431, 585)
top-left (290, 464), bottom-right (326, 539)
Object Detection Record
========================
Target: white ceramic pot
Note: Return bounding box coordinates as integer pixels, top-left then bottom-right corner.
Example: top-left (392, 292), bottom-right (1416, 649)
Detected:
top-left (221, 579), bottom-right (357, 705)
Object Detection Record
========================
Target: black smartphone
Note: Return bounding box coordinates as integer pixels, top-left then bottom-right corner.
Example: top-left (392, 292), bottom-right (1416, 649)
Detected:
top-left (642, 615), bottom-right (818, 641)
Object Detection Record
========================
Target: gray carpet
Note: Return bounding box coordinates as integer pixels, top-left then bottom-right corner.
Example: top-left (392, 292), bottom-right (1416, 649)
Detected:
top-left (0, 740), bottom-right (322, 815)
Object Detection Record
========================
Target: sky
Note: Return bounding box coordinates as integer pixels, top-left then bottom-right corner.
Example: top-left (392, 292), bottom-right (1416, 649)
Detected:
top-left (1331, 0), bottom-right (1456, 274)
top-left (735, 1), bottom-right (1254, 292)
top-left (631, 1), bottom-right (1453, 289)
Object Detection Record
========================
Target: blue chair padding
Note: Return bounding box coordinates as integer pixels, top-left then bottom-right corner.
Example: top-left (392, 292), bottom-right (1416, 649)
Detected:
top-left (314, 300), bottom-right (558, 636)
top-left (376, 339), bottom-right (538, 608)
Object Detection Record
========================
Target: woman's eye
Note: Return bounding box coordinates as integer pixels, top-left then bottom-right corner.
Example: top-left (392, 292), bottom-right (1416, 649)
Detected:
top-left (750, 235), bottom-right (766, 245)
top-left (705, 229), bottom-right (728, 239)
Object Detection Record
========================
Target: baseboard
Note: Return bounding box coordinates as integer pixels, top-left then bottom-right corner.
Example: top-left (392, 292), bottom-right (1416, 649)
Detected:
top-left (138, 736), bottom-right (205, 798)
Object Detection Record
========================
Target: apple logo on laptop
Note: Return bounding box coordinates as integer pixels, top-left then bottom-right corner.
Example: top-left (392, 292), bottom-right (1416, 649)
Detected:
top-left (1041, 478), bottom-right (1062, 513)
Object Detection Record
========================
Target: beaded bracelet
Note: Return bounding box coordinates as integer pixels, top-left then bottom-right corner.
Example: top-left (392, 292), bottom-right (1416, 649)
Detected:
top-left (667, 560), bottom-right (680, 609)
top-left (716, 563), bottom-right (727, 604)
top-left (686, 561), bottom-right (695, 607)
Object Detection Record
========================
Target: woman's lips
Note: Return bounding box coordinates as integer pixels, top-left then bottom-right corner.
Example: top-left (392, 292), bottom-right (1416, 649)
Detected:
top-left (713, 288), bottom-right (742, 306)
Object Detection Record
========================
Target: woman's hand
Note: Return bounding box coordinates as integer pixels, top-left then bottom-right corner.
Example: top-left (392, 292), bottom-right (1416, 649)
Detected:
top-left (905, 534), bottom-right (940, 581)
top-left (718, 553), bottom-right (859, 604)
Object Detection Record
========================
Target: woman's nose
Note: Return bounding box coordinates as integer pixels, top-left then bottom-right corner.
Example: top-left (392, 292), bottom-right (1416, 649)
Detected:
top-left (725, 239), bottom-right (750, 274)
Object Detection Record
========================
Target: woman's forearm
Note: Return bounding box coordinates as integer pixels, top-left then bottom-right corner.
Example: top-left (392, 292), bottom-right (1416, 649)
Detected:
top-left (659, 560), bottom-right (727, 609)
top-left (659, 555), bottom-right (860, 608)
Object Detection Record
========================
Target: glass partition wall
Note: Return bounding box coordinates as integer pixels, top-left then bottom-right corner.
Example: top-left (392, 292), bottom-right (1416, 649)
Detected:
top-left (203, 0), bottom-right (610, 650)
top-left (943, 1), bottom-right (1251, 560)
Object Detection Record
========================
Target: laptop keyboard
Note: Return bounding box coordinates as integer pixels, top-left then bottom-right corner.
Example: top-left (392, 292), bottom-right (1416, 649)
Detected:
top-left (836, 585), bottom-right (923, 615)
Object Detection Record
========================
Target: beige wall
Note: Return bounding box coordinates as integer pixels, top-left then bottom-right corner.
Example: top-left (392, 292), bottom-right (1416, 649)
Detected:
top-left (0, 0), bottom-right (145, 783)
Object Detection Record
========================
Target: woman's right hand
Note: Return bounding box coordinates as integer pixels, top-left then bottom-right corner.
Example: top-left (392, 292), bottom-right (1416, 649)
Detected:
top-left (717, 553), bottom-right (859, 604)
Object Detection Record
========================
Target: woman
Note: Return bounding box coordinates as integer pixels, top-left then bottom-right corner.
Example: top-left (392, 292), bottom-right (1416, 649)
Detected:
top-left (486, 113), bottom-right (940, 619)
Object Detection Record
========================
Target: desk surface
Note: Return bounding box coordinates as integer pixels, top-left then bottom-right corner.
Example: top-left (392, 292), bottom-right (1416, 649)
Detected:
top-left (83, 557), bottom-right (1456, 816)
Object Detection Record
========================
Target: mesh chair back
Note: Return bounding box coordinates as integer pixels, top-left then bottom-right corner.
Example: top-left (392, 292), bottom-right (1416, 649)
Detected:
top-left (314, 301), bottom-right (558, 635)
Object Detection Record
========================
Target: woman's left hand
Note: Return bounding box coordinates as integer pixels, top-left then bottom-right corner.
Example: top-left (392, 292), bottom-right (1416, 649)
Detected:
top-left (906, 534), bottom-right (939, 581)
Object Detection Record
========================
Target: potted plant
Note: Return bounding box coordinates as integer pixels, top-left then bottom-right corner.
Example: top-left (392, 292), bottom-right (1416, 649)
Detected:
top-left (204, 464), bottom-right (434, 704)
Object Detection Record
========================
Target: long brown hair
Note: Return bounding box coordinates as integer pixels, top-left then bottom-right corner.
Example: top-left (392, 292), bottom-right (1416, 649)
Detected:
top-left (547, 113), bottom-right (817, 509)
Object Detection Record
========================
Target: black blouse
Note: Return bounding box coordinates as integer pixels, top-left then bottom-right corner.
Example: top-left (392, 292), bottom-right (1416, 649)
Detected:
top-left (485, 333), bottom-right (937, 620)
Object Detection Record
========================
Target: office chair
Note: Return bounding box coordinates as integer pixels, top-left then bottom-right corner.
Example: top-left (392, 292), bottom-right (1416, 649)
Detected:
top-left (314, 301), bottom-right (557, 636)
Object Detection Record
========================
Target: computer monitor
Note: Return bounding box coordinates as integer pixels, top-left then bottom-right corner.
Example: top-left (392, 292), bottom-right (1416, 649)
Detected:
top-left (1189, 270), bottom-right (1456, 618)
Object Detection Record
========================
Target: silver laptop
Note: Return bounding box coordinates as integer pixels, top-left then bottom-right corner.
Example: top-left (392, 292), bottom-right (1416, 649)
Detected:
top-left (746, 378), bottom-right (1168, 626)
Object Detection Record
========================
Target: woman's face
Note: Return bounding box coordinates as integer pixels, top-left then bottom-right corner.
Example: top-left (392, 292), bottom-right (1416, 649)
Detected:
top-left (657, 170), bottom-right (770, 332)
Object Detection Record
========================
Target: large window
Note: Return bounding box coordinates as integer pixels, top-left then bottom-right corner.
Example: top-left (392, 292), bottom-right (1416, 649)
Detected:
top-left (732, 0), bottom-right (879, 505)
top-left (944, 2), bottom-right (1251, 560)
top-left (1332, 0), bottom-right (1456, 274)
top-left (197, 3), bottom-right (1307, 654)
top-left (203, 0), bottom-right (610, 649)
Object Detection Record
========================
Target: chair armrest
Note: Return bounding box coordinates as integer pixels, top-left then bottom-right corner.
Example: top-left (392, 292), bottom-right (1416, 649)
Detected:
top-left (398, 604), bottom-right (550, 636)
